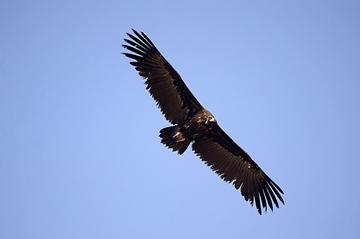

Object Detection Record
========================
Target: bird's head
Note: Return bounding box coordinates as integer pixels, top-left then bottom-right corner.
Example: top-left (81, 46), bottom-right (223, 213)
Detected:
top-left (205, 111), bottom-right (217, 125)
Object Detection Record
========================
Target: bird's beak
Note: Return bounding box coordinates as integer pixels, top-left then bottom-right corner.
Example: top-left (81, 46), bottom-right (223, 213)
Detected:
top-left (206, 118), bottom-right (215, 125)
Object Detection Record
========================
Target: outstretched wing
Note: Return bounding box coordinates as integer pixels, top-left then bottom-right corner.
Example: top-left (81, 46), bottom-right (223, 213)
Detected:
top-left (123, 29), bottom-right (203, 125)
top-left (192, 124), bottom-right (284, 214)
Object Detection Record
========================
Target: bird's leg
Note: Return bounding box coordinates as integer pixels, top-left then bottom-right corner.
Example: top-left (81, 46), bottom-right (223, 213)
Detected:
top-left (173, 130), bottom-right (186, 142)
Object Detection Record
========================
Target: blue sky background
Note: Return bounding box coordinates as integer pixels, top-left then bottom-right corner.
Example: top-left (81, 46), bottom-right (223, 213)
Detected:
top-left (1, 0), bottom-right (360, 238)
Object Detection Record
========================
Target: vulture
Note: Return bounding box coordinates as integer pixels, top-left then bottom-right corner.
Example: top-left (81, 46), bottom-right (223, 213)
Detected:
top-left (122, 29), bottom-right (284, 214)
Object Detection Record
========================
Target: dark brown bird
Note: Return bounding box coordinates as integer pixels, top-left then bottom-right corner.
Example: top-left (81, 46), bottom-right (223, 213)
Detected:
top-left (122, 29), bottom-right (284, 214)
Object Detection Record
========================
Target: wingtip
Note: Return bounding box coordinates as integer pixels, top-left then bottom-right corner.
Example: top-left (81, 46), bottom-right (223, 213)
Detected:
top-left (131, 28), bottom-right (140, 35)
top-left (278, 196), bottom-right (285, 205)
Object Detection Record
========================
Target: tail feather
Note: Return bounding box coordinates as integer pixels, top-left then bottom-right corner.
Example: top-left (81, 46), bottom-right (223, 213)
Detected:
top-left (159, 126), bottom-right (190, 155)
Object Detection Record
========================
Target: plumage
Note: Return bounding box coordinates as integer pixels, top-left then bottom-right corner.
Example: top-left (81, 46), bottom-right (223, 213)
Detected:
top-left (123, 29), bottom-right (284, 214)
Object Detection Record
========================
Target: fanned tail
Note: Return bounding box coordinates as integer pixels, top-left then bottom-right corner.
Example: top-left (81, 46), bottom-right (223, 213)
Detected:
top-left (159, 126), bottom-right (191, 155)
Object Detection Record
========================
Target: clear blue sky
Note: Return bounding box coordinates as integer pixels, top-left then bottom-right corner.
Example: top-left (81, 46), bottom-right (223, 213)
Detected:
top-left (1, 0), bottom-right (360, 238)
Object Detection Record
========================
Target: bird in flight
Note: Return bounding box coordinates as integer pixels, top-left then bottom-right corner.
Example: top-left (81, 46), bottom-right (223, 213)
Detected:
top-left (122, 29), bottom-right (284, 214)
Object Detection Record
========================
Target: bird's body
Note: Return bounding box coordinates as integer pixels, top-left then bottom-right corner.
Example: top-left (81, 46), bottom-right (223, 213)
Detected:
top-left (184, 109), bottom-right (217, 141)
top-left (160, 109), bottom-right (216, 155)
top-left (123, 29), bottom-right (284, 214)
